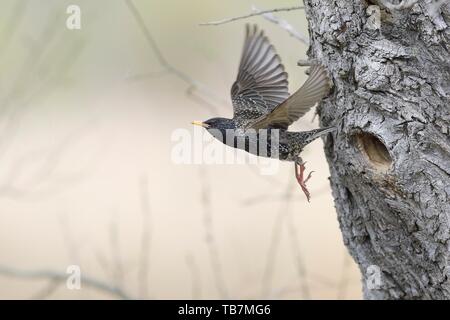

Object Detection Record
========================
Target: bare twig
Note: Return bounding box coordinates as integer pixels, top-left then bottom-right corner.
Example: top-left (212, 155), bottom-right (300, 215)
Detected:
top-left (200, 6), bottom-right (304, 26)
top-left (0, 265), bottom-right (133, 300)
top-left (251, 6), bottom-right (309, 45)
top-left (124, 0), bottom-right (233, 300)
top-left (124, 0), bottom-right (225, 115)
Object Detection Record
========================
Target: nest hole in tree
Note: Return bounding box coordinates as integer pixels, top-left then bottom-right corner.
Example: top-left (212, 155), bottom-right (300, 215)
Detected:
top-left (355, 132), bottom-right (392, 172)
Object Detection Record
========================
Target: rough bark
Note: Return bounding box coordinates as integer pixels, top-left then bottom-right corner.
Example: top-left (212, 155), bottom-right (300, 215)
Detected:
top-left (304, 0), bottom-right (450, 299)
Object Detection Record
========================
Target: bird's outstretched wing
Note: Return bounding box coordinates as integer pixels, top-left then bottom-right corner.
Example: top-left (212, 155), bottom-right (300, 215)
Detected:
top-left (247, 65), bottom-right (330, 130)
top-left (231, 24), bottom-right (289, 123)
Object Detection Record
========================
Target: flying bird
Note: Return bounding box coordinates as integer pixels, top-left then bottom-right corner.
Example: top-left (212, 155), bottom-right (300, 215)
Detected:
top-left (192, 24), bottom-right (333, 201)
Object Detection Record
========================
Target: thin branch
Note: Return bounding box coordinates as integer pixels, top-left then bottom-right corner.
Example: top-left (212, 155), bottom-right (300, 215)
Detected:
top-left (0, 265), bottom-right (133, 300)
top-left (251, 6), bottom-right (309, 45)
top-left (124, 0), bottom-right (225, 115)
top-left (124, 0), bottom-right (232, 300)
top-left (200, 6), bottom-right (304, 26)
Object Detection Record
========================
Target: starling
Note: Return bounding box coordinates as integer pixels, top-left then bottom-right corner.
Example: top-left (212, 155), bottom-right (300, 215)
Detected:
top-left (192, 24), bottom-right (333, 201)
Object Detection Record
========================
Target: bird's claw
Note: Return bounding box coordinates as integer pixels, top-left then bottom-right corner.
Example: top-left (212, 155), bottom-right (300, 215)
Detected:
top-left (295, 162), bottom-right (314, 202)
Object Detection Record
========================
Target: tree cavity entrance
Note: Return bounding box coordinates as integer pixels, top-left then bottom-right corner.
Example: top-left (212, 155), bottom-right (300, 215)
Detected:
top-left (355, 132), bottom-right (392, 172)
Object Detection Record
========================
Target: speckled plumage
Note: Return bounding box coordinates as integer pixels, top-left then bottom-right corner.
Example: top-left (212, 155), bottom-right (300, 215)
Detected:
top-left (198, 24), bottom-right (333, 164)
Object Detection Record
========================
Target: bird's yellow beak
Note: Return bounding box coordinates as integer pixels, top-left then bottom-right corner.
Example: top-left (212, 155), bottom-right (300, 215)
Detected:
top-left (191, 121), bottom-right (210, 128)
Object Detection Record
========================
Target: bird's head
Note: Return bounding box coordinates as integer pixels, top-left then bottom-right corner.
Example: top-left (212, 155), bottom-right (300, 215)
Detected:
top-left (192, 117), bottom-right (235, 130)
top-left (191, 117), bottom-right (236, 142)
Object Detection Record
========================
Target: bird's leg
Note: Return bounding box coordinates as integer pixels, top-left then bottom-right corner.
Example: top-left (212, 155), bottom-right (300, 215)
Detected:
top-left (294, 159), bottom-right (314, 202)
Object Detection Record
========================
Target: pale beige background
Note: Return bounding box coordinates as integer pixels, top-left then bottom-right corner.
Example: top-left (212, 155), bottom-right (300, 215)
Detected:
top-left (0, 0), bottom-right (362, 299)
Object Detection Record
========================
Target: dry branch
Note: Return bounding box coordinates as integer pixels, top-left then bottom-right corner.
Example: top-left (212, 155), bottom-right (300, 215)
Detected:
top-left (0, 265), bottom-right (133, 300)
top-left (200, 6), bottom-right (304, 26)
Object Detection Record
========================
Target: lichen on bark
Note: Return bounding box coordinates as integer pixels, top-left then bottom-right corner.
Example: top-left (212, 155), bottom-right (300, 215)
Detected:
top-left (304, 0), bottom-right (450, 299)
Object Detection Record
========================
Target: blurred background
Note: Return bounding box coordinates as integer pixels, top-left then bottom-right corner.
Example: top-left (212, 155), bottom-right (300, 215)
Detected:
top-left (0, 0), bottom-right (362, 299)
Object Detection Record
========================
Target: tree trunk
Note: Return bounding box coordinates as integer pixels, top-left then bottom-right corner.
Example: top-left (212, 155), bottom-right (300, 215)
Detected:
top-left (304, 0), bottom-right (450, 299)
